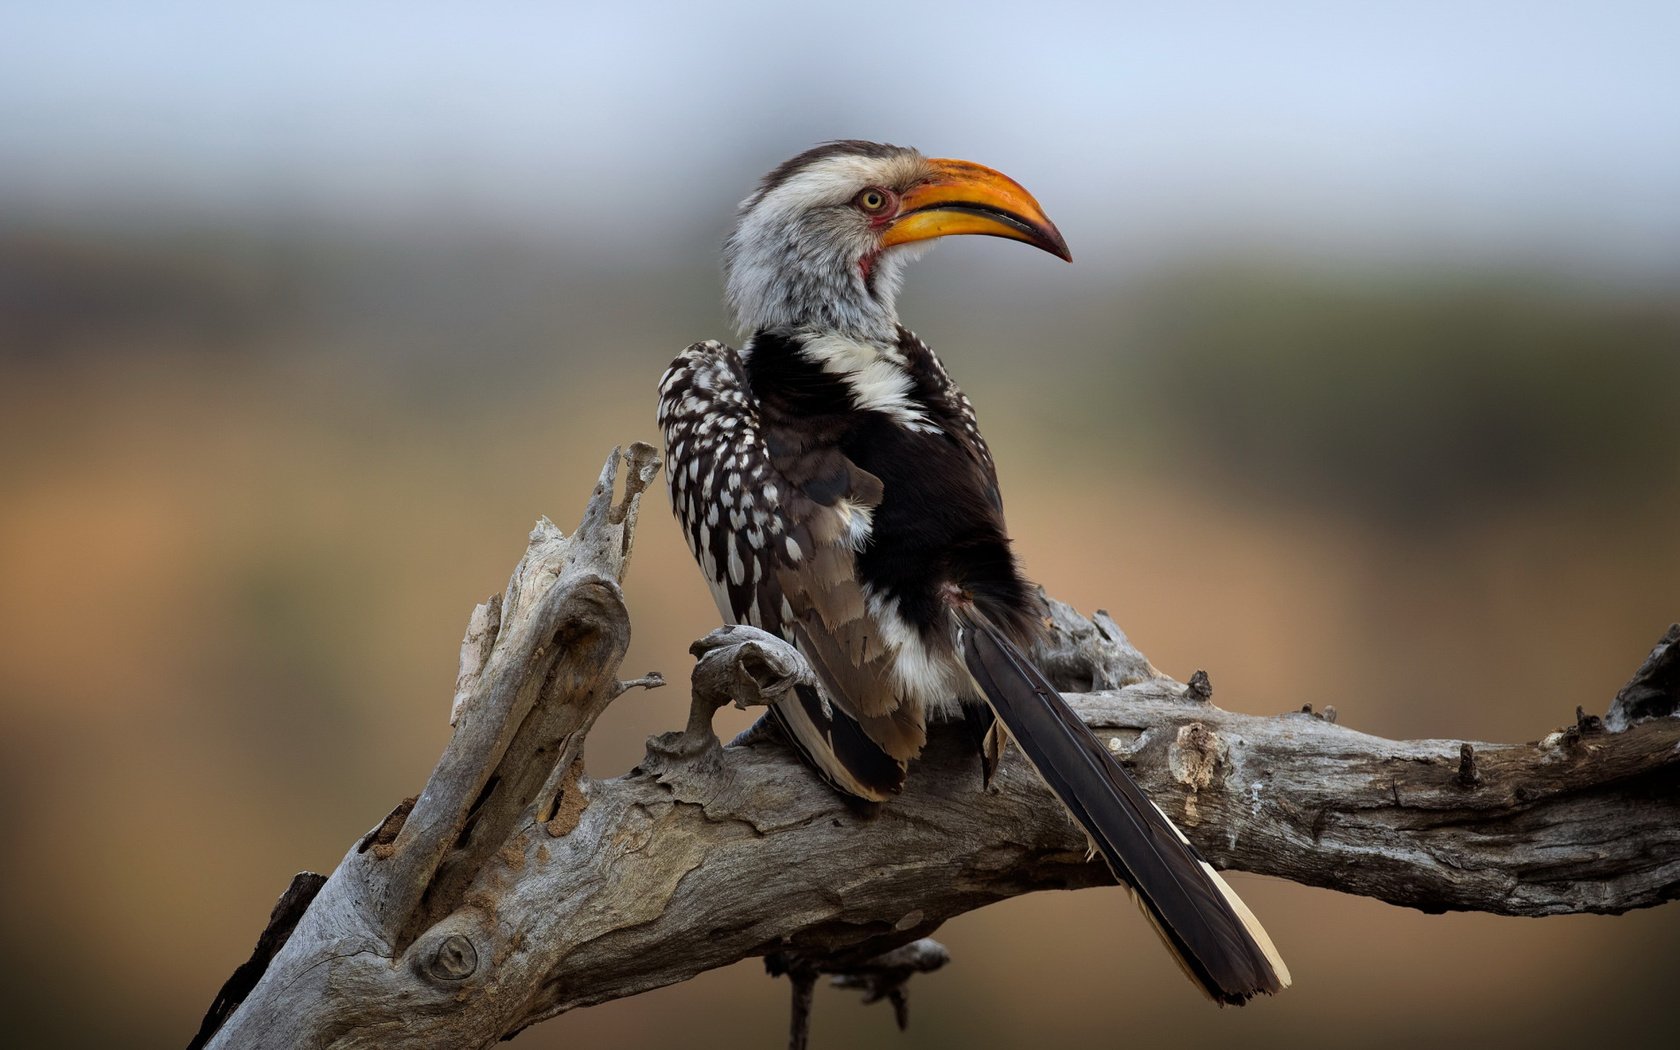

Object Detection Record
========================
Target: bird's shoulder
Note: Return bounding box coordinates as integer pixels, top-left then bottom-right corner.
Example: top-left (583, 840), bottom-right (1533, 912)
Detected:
top-left (894, 328), bottom-right (978, 421)
top-left (657, 340), bottom-right (750, 425)
top-left (893, 326), bottom-right (1000, 502)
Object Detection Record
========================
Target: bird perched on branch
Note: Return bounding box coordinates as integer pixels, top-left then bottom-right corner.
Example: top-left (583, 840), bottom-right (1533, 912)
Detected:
top-left (657, 141), bottom-right (1289, 1004)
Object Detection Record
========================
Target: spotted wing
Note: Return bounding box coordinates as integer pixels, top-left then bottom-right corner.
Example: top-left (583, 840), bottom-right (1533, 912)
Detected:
top-left (658, 341), bottom-right (925, 800)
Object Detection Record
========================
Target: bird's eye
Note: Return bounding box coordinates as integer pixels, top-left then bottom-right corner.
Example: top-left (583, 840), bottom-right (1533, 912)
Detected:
top-left (854, 187), bottom-right (894, 214)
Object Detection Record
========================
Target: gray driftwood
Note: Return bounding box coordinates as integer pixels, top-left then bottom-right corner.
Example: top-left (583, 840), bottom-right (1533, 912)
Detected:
top-left (193, 445), bottom-right (1680, 1050)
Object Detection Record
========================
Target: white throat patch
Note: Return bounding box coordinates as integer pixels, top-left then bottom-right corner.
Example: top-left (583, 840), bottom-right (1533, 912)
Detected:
top-left (798, 332), bottom-right (931, 427)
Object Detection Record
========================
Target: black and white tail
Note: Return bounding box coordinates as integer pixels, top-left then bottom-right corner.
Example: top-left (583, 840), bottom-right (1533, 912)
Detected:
top-left (956, 608), bottom-right (1290, 1005)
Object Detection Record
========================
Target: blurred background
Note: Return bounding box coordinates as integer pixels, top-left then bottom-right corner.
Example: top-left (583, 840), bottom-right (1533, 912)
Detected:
top-left (2, 2), bottom-right (1678, 1047)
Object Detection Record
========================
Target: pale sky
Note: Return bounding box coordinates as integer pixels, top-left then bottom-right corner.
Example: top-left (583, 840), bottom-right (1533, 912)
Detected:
top-left (3, 1), bottom-right (1677, 280)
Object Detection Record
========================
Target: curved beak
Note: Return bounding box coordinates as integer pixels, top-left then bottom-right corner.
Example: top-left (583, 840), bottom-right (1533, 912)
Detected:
top-left (880, 158), bottom-right (1071, 262)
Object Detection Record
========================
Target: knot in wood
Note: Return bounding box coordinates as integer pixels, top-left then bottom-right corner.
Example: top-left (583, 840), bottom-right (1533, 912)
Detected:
top-left (1170, 722), bottom-right (1221, 784)
top-left (424, 934), bottom-right (479, 982)
top-left (1167, 722), bottom-right (1226, 825)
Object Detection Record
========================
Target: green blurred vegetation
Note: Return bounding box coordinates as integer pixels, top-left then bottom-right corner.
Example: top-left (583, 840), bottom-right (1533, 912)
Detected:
top-left (1124, 267), bottom-right (1680, 525)
top-left (8, 227), bottom-right (1676, 531)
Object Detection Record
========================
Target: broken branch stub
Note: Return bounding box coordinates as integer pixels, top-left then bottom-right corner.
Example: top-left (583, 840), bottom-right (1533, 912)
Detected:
top-left (200, 443), bottom-right (662, 1050)
top-left (1607, 623), bottom-right (1680, 730)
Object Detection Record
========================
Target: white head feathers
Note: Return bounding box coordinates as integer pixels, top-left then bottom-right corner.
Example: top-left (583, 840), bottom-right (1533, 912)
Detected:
top-left (723, 142), bottom-right (936, 339)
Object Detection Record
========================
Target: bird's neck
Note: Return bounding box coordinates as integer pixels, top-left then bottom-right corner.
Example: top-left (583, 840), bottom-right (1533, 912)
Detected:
top-left (739, 290), bottom-right (899, 346)
top-left (726, 233), bottom-right (917, 340)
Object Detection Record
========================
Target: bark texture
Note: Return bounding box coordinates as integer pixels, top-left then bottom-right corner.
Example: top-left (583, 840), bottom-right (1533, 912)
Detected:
top-left (194, 445), bottom-right (1680, 1050)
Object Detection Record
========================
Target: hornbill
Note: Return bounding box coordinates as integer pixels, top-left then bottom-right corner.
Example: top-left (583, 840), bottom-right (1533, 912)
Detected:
top-left (657, 141), bottom-right (1289, 1004)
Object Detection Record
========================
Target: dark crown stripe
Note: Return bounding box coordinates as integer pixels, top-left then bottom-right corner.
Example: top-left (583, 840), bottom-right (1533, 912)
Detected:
top-left (750, 140), bottom-right (913, 201)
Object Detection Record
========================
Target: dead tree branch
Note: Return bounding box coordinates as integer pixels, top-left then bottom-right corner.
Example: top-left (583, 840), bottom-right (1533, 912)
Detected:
top-left (194, 445), bottom-right (1680, 1049)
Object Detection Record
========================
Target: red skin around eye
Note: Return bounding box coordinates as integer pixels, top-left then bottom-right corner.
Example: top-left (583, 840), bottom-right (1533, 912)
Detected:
top-left (855, 188), bottom-right (899, 225)
top-left (867, 191), bottom-right (899, 225)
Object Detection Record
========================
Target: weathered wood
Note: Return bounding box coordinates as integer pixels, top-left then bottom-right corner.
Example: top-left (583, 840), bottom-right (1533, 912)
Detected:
top-left (1607, 622), bottom-right (1680, 730)
top-left (196, 444), bottom-right (1680, 1050)
top-left (200, 444), bottom-right (662, 1049)
top-left (188, 872), bottom-right (327, 1050)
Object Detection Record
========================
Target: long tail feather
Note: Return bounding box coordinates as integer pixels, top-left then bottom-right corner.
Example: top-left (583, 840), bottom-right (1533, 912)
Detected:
top-left (957, 608), bottom-right (1289, 1004)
